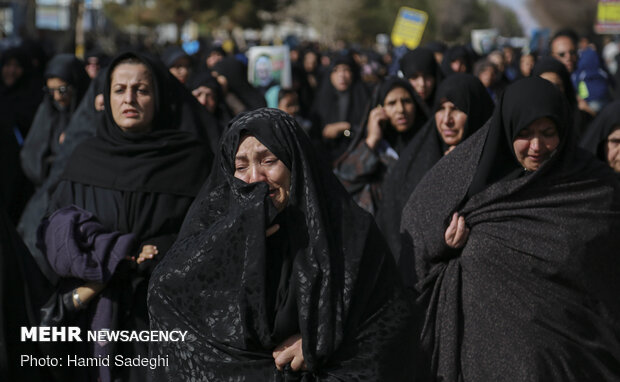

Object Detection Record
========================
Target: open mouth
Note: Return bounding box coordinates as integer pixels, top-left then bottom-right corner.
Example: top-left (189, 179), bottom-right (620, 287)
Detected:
top-left (123, 109), bottom-right (139, 117)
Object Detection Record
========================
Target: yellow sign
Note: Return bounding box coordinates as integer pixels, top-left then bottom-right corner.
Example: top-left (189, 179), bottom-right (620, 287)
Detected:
top-left (391, 7), bottom-right (428, 49)
top-left (596, 0), bottom-right (620, 34)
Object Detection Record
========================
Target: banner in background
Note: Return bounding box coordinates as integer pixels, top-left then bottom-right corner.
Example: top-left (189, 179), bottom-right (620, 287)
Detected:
top-left (247, 45), bottom-right (292, 89)
top-left (596, 0), bottom-right (620, 34)
top-left (391, 7), bottom-right (428, 50)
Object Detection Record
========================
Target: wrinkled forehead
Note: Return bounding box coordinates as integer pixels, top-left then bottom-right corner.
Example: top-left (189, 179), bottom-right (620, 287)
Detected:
top-left (226, 110), bottom-right (295, 169)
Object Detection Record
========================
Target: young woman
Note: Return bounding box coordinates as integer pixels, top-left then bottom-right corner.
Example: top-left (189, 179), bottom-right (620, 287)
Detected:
top-left (334, 77), bottom-right (428, 214)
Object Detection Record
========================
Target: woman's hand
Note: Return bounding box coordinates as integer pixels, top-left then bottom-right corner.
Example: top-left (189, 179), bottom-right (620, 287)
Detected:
top-left (129, 245), bottom-right (158, 264)
top-left (366, 105), bottom-right (388, 149)
top-left (266, 224), bottom-right (280, 237)
top-left (322, 122), bottom-right (351, 139)
top-left (444, 212), bottom-right (470, 248)
top-left (273, 334), bottom-right (306, 371)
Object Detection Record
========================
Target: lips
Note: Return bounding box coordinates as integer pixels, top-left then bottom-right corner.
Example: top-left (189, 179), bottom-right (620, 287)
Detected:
top-left (122, 109), bottom-right (139, 117)
top-left (442, 129), bottom-right (457, 137)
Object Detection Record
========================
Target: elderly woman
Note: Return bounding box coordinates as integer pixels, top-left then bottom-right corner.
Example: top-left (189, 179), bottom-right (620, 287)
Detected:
top-left (34, 52), bottom-right (212, 382)
top-left (400, 77), bottom-right (620, 381)
top-left (334, 77), bottom-right (428, 214)
top-left (148, 108), bottom-right (417, 381)
top-left (581, 99), bottom-right (620, 173)
top-left (376, 74), bottom-right (494, 261)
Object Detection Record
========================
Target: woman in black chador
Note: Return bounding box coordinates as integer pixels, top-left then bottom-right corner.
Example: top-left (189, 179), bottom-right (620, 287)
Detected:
top-left (309, 54), bottom-right (369, 165)
top-left (36, 51), bottom-right (212, 382)
top-left (20, 54), bottom-right (90, 188)
top-left (148, 108), bottom-right (418, 381)
top-left (334, 77), bottom-right (428, 214)
top-left (376, 74), bottom-right (494, 262)
top-left (400, 77), bottom-right (620, 381)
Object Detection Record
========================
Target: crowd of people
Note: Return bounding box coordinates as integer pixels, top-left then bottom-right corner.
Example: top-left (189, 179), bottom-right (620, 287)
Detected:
top-left (0, 25), bottom-right (619, 381)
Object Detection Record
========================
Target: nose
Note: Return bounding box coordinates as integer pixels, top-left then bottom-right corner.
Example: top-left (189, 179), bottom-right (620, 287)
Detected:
top-left (248, 165), bottom-right (268, 184)
top-left (395, 100), bottom-right (404, 113)
top-left (123, 89), bottom-right (135, 104)
top-left (530, 137), bottom-right (540, 151)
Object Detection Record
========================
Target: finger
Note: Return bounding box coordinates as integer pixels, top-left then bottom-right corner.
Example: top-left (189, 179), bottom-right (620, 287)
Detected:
top-left (275, 350), bottom-right (294, 371)
top-left (266, 224), bottom-right (280, 237)
top-left (445, 213), bottom-right (458, 240)
top-left (290, 355), bottom-right (305, 371)
top-left (455, 216), bottom-right (466, 240)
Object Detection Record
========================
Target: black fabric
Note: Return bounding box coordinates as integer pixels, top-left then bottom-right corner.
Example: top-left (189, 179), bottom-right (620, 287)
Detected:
top-left (400, 76), bottom-right (620, 381)
top-left (33, 51), bottom-right (213, 382)
top-left (161, 45), bottom-right (189, 68)
top-left (187, 70), bottom-right (232, 137)
top-left (18, 71), bottom-right (106, 256)
top-left (62, 52), bottom-right (213, 197)
top-left (533, 57), bottom-right (577, 111)
top-left (148, 108), bottom-right (417, 381)
top-left (20, 54), bottom-right (90, 188)
top-left (467, 77), bottom-right (569, 197)
top-left (343, 76), bottom-right (428, 158)
top-left (213, 56), bottom-right (267, 111)
top-left (580, 99), bottom-right (620, 162)
top-left (399, 47), bottom-right (443, 114)
top-left (0, 46), bottom-right (44, 136)
top-left (440, 45), bottom-right (472, 77)
top-left (0, 205), bottom-right (50, 381)
top-left (376, 74), bottom-right (494, 262)
top-left (310, 55), bottom-right (370, 163)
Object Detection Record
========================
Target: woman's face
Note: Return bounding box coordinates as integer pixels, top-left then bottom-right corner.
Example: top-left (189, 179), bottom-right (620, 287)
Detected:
top-left (46, 77), bottom-right (73, 108)
top-left (520, 55), bottom-right (534, 77)
top-left (234, 136), bottom-right (291, 212)
top-left (539, 72), bottom-right (564, 93)
top-left (512, 117), bottom-right (560, 171)
top-left (450, 59), bottom-right (467, 73)
top-left (110, 63), bottom-right (155, 133)
top-left (408, 72), bottom-right (435, 101)
top-left (169, 56), bottom-right (191, 84)
top-left (192, 85), bottom-right (217, 113)
top-left (435, 100), bottom-right (468, 146)
top-left (330, 64), bottom-right (352, 92)
top-left (384, 87), bottom-right (415, 133)
top-left (605, 127), bottom-right (620, 173)
top-left (2, 58), bottom-right (23, 87)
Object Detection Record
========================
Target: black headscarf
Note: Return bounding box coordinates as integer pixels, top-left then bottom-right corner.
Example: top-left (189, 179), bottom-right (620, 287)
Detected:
top-left (160, 45), bottom-right (190, 68)
top-left (0, 46), bottom-right (44, 222)
top-left (343, 76), bottom-right (428, 159)
top-left (532, 56), bottom-right (577, 111)
top-left (399, 47), bottom-right (443, 113)
top-left (467, 76), bottom-right (569, 197)
top-left (310, 54), bottom-right (370, 163)
top-left (440, 45), bottom-right (472, 77)
top-left (213, 56), bottom-right (267, 111)
top-left (62, 51), bottom-right (212, 197)
top-left (187, 70), bottom-right (231, 137)
top-left (20, 54), bottom-right (91, 186)
top-left (148, 108), bottom-right (416, 381)
top-left (400, 76), bottom-right (620, 380)
top-left (580, 99), bottom-right (620, 163)
top-left (376, 74), bottom-right (494, 261)
top-left (17, 70), bottom-right (107, 256)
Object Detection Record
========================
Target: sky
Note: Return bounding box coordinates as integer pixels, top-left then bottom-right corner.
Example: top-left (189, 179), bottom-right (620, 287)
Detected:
top-left (495, 0), bottom-right (540, 34)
